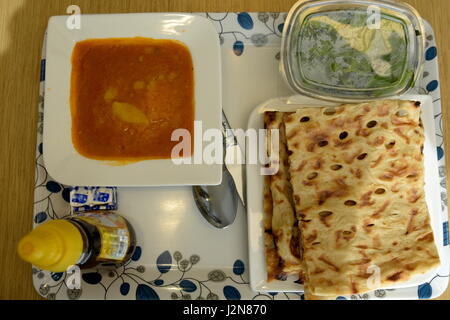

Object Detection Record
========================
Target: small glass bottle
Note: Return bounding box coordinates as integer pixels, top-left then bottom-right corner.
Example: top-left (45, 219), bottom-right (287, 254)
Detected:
top-left (17, 212), bottom-right (136, 272)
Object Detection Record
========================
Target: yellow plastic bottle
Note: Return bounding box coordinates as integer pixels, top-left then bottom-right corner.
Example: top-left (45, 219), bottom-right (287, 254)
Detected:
top-left (18, 212), bottom-right (136, 273)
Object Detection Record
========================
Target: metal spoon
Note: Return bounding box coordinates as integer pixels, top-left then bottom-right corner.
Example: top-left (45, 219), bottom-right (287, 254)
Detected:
top-left (192, 165), bottom-right (239, 229)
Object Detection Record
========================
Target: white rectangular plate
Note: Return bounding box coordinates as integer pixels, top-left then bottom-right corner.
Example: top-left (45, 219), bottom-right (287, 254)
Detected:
top-left (246, 94), bottom-right (443, 293)
top-left (44, 13), bottom-right (222, 187)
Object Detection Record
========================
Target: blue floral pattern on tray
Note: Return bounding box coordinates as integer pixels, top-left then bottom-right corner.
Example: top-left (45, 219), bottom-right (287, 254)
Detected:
top-left (33, 12), bottom-right (449, 300)
top-left (34, 248), bottom-right (303, 300)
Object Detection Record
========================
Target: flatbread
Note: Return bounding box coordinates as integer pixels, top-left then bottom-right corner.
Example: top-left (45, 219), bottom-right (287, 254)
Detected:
top-left (283, 100), bottom-right (440, 296)
top-left (263, 175), bottom-right (273, 232)
top-left (264, 232), bottom-right (282, 281)
top-left (263, 173), bottom-right (281, 281)
top-left (263, 114), bottom-right (281, 281)
top-left (265, 112), bottom-right (303, 274)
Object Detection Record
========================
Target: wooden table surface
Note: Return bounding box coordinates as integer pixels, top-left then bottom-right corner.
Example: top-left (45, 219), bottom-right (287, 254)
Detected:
top-left (0, 0), bottom-right (449, 300)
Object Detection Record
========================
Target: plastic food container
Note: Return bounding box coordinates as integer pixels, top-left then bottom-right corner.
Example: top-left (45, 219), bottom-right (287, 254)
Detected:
top-left (280, 0), bottom-right (425, 102)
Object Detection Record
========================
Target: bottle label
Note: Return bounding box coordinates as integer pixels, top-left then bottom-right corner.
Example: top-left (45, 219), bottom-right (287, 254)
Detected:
top-left (74, 212), bottom-right (130, 261)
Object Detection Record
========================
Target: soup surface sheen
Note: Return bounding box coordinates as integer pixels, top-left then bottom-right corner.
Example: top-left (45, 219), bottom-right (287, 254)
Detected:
top-left (70, 37), bottom-right (195, 161)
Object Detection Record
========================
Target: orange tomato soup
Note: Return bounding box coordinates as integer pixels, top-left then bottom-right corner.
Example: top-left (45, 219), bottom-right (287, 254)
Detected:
top-left (70, 37), bottom-right (195, 161)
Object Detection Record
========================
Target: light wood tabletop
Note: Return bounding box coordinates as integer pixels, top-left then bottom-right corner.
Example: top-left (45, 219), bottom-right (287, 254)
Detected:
top-left (0, 0), bottom-right (449, 300)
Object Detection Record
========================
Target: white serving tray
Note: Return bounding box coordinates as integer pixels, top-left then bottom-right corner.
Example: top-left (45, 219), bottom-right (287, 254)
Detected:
top-left (246, 94), bottom-right (443, 293)
top-left (32, 13), bottom-right (448, 300)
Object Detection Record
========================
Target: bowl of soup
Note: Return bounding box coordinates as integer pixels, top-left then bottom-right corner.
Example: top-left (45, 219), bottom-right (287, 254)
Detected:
top-left (71, 37), bottom-right (195, 162)
top-left (43, 13), bottom-right (222, 186)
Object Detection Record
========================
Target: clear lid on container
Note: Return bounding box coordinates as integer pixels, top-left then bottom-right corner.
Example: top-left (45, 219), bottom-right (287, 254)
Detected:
top-left (280, 0), bottom-right (425, 102)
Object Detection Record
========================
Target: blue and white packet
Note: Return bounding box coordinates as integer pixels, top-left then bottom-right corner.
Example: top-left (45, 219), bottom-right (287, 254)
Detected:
top-left (70, 187), bottom-right (118, 213)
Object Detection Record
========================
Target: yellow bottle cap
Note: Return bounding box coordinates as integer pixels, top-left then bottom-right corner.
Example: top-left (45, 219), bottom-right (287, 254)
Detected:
top-left (17, 220), bottom-right (84, 273)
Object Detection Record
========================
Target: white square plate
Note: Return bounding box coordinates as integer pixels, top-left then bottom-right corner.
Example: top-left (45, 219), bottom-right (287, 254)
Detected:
top-left (43, 13), bottom-right (222, 187)
top-left (246, 94), bottom-right (443, 293)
